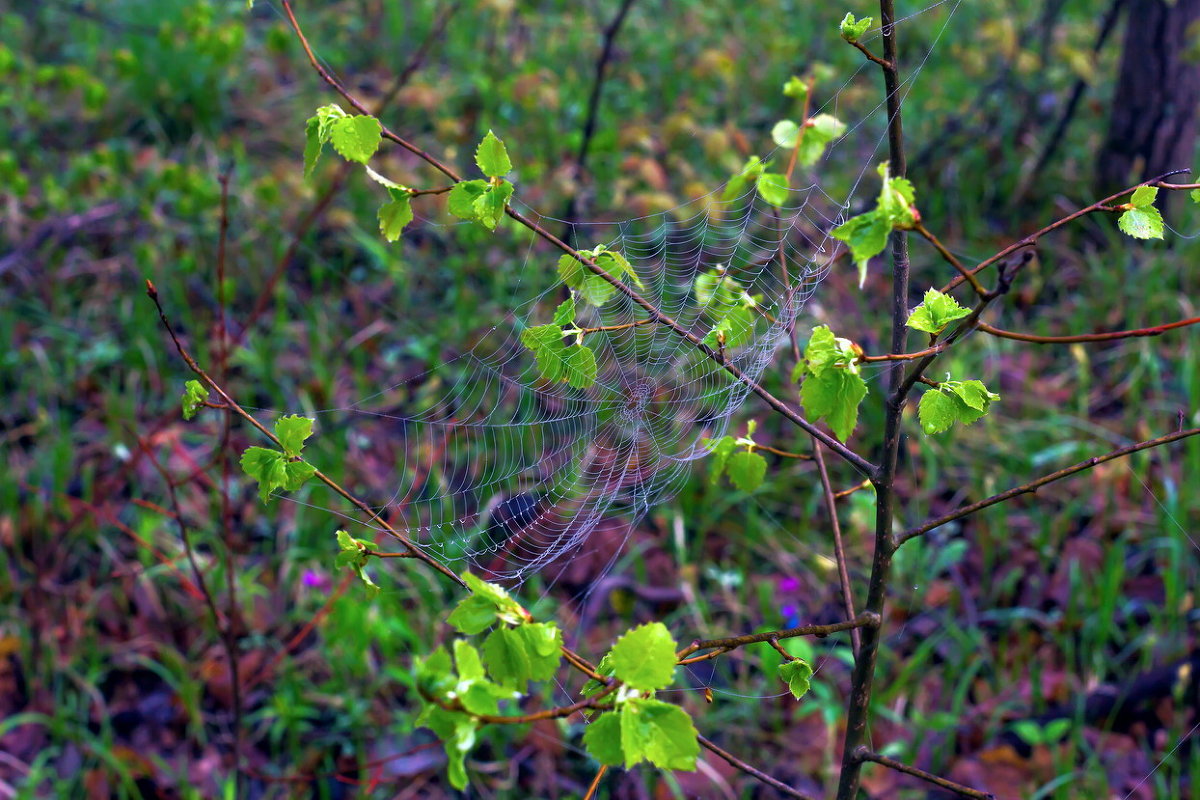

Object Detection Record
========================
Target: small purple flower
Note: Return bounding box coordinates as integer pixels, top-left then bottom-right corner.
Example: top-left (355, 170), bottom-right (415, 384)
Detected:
top-left (302, 569), bottom-right (331, 591)
top-left (778, 576), bottom-right (801, 594)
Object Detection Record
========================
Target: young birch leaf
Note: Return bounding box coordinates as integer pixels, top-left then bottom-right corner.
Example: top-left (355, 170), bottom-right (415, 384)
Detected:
top-left (783, 75), bottom-right (808, 99)
top-left (779, 658), bottom-right (814, 699)
top-left (595, 248), bottom-right (644, 289)
top-left (582, 711), bottom-right (625, 766)
top-left (1190, 188), bottom-right (1200, 205)
top-left (378, 189), bottom-right (413, 241)
top-left (906, 288), bottom-right (971, 335)
top-left (474, 181), bottom-right (513, 230)
top-left (918, 388), bottom-right (957, 435)
top-left (562, 344), bottom-right (598, 389)
top-left (722, 156), bottom-right (766, 201)
top-left (800, 369), bottom-right (868, 441)
top-left (282, 460), bottom-right (316, 492)
top-left (840, 13), bottom-right (873, 42)
top-left (274, 415), bottom-right (314, 459)
top-left (328, 115), bottom-right (383, 164)
top-left (1117, 204), bottom-right (1164, 240)
top-left (1130, 185), bottom-right (1158, 207)
top-left (831, 209), bottom-right (890, 287)
top-left (726, 450), bottom-right (767, 492)
top-left (796, 114), bottom-right (846, 167)
top-left (558, 252), bottom-right (617, 306)
top-left (483, 622), bottom-right (562, 687)
top-left (448, 180), bottom-right (488, 221)
top-left (705, 435), bottom-right (738, 485)
top-left (475, 130), bottom-right (512, 178)
top-left (447, 595), bottom-right (498, 635)
top-left (240, 446), bottom-right (287, 502)
top-left (609, 622), bottom-right (677, 691)
top-left (181, 379), bottom-right (206, 420)
top-left (521, 324), bottom-right (569, 383)
top-left (461, 572), bottom-right (523, 617)
top-left (756, 172), bottom-right (790, 207)
top-left (453, 639), bottom-right (487, 683)
top-left (771, 120), bottom-right (801, 148)
top-left (618, 698), bottom-right (699, 770)
top-left (303, 116), bottom-right (323, 178)
top-left (552, 296), bottom-right (576, 326)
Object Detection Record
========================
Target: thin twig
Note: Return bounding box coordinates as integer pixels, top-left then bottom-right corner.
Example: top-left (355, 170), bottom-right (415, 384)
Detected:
top-left (860, 343), bottom-right (945, 362)
top-left (813, 442), bottom-right (860, 656)
top-left (942, 169), bottom-right (1190, 293)
top-left (976, 316), bottom-right (1200, 343)
top-left (698, 736), bottom-right (816, 800)
top-left (676, 613), bottom-right (879, 661)
top-left (145, 281), bottom-right (467, 588)
top-left (849, 40), bottom-right (893, 70)
top-left (855, 748), bottom-right (995, 799)
top-left (582, 765), bottom-right (608, 800)
top-left (560, 0), bottom-right (639, 240)
top-left (898, 425), bottom-right (1200, 545)
top-left (913, 221), bottom-right (986, 297)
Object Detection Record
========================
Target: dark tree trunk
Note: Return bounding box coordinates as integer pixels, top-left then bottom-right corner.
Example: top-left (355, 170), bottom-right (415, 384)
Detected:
top-left (1097, 0), bottom-right (1200, 209)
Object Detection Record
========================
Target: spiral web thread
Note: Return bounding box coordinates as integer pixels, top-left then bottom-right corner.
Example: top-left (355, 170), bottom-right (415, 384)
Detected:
top-left (270, 1), bottom-right (974, 585)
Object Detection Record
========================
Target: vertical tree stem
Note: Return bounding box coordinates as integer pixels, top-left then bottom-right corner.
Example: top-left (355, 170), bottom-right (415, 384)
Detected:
top-left (836, 3), bottom-right (908, 797)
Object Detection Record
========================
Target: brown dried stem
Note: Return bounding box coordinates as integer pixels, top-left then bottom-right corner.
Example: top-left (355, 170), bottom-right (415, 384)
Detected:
top-left (855, 748), bottom-right (995, 799)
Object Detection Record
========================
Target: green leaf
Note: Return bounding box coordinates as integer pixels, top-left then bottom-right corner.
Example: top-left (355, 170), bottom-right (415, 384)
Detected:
top-left (722, 156), bottom-right (767, 202)
top-left (725, 450), bottom-right (767, 492)
top-left (803, 325), bottom-right (859, 374)
top-left (609, 622), bottom-right (677, 691)
top-left (447, 594), bottom-right (498, 635)
top-left (594, 247), bottom-right (643, 289)
top-left (906, 288), bottom-right (971, 335)
top-left (328, 115), bottom-right (383, 164)
top-left (453, 639), bottom-right (486, 683)
top-left (181, 379), bottom-right (206, 420)
top-left (475, 130), bottom-right (512, 178)
top-left (552, 297), bottom-right (576, 326)
top-left (562, 343), bottom-right (598, 389)
top-left (796, 114), bottom-right (846, 167)
top-left (1117, 205), bottom-right (1164, 240)
top-left (378, 190), bottom-right (413, 242)
top-left (705, 435), bottom-right (738, 485)
top-left (756, 171), bottom-right (790, 207)
top-left (474, 181), bottom-right (513, 230)
top-left (701, 305), bottom-right (755, 350)
top-left (521, 323), bottom-right (569, 383)
top-left (558, 252), bottom-right (617, 307)
top-left (1012, 719), bottom-right (1045, 747)
top-left (448, 180), bottom-right (488, 221)
top-left (303, 116), bottom-right (323, 179)
top-left (313, 104), bottom-right (348, 142)
top-left (461, 572), bottom-right (524, 618)
top-left (1130, 185), bottom-right (1158, 208)
top-left (840, 12), bottom-right (873, 42)
top-left (618, 698), bottom-right (699, 770)
top-left (1190, 188), bottom-right (1200, 205)
top-left (771, 120), bottom-right (801, 148)
top-left (800, 368), bottom-right (869, 441)
top-left (582, 711), bottom-right (625, 766)
top-left (282, 460), bottom-right (316, 492)
top-left (415, 704), bottom-right (476, 790)
top-left (483, 622), bottom-right (562, 687)
top-left (831, 209), bottom-right (890, 287)
top-left (918, 388), bottom-right (958, 435)
top-left (240, 446), bottom-right (287, 503)
top-left (779, 658), bottom-right (814, 699)
top-left (274, 415), bottom-right (314, 459)
top-left (783, 75), bottom-right (808, 99)
top-left (581, 654), bottom-right (615, 699)
top-left (918, 380), bottom-right (1000, 434)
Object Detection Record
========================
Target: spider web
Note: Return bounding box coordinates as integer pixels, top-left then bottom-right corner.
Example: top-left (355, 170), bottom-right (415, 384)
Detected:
top-left (271, 2), bottom-right (963, 584)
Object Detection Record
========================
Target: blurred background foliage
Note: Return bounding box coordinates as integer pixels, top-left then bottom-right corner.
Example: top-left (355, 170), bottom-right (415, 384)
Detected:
top-left (2, 0), bottom-right (1199, 797)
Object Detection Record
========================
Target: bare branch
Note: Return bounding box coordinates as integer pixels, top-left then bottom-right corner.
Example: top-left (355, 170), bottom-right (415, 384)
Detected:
top-left (855, 748), bottom-right (995, 799)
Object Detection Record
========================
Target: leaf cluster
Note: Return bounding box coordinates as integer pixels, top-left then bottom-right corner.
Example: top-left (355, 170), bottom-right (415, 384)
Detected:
top-left (238, 415), bottom-right (317, 503)
top-left (831, 162), bottom-right (918, 286)
top-left (448, 130), bottom-right (515, 230)
top-left (794, 326), bottom-right (868, 442)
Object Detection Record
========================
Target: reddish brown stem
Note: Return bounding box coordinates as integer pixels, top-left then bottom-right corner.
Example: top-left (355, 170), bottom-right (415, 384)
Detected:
top-left (698, 735), bottom-right (816, 800)
top-left (855, 748), bottom-right (994, 799)
top-left (977, 316), bottom-right (1200, 343)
